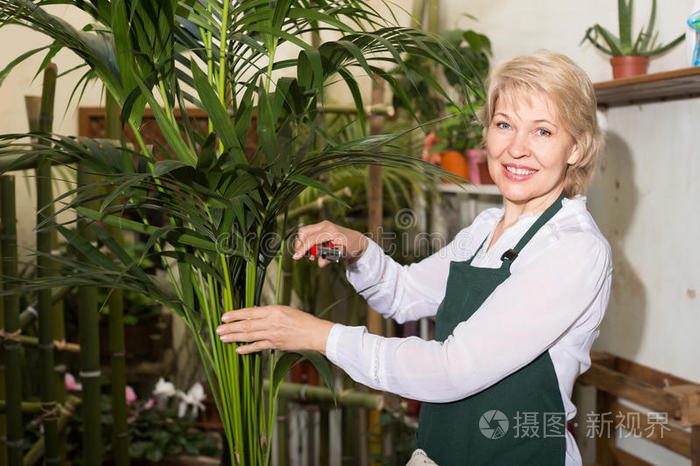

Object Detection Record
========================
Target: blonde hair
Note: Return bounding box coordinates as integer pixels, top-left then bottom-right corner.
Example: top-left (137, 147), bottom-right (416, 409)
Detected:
top-left (478, 52), bottom-right (603, 197)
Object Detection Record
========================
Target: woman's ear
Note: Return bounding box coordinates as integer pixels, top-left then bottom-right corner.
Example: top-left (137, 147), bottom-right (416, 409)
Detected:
top-left (567, 143), bottom-right (582, 166)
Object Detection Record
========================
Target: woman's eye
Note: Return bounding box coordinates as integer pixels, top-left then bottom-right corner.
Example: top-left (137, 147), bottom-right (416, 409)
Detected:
top-left (536, 128), bottom-right (551, 136)
top-left (496, 122), bottom-right (510, 129)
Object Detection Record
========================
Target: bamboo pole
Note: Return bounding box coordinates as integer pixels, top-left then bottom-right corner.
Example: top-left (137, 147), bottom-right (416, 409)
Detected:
top-left (367, 77), bottom-right (386, 466)
top-left (0, 237), bottom-right (6, 466)
top-left (0, 401), bottom-right (47, 414)
top-left (76, 163), bottom-right (102, 465)
top-left (18, 286), bottom-right (72, 329)
top-left (0, 152), bottom-right (72, 172)
top-left (428, 0), bottom-right (439, 34)
top-left (23, 396), bottom-right (81, 466)
top-left (105, 93), bottom-right (130, 466)
top-left (35, 62), bottom-right (61, 466)
top-left (1, 176), bottom-right (23, 466)
top-left (410, 0), bottom-right (426, 28)
top-left (276, 251), bottom-right (294, 466)
top-left (264, 381), bottom-right (386, 410)
top-left (0, 220), bottom-right (7, 466)
top-left (0, 335), bottom-right (78, 354)
top-left (279, 187), bottom-right (352, 224)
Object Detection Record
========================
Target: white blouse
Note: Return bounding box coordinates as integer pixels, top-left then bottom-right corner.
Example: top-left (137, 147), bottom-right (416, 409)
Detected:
top-left (325, 195), bottom-right (612, 466)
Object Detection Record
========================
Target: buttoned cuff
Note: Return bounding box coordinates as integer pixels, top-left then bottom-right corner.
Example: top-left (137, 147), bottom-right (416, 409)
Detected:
top-left (345, 237), bottom-right (383, 289)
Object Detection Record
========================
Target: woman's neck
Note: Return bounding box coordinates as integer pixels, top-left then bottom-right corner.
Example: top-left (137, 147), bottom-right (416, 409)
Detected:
top-left (500, 187), bottom-right (565, 229)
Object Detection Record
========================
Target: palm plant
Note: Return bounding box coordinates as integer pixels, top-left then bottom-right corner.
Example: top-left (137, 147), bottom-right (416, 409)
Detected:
top-left (0, 0), bottom-right (480, 463)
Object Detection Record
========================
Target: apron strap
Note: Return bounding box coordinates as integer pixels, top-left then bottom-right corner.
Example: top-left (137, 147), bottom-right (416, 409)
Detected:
top-left (467, 235), bottom-right (490, 263)
top-left (500, 190), bottom-right (567, 264)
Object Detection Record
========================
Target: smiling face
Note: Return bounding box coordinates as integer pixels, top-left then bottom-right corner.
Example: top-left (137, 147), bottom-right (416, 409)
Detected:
top-left (485, 90), bottom-right (580, 213)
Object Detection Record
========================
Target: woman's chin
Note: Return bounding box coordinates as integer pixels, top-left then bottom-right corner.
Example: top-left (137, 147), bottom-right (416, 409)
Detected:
top-left (493, 180), bottom-right (532, 202)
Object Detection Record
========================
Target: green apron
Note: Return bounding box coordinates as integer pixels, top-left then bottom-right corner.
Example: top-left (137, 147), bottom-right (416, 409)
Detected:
top-left (415, 191), bottom-right (568, 465)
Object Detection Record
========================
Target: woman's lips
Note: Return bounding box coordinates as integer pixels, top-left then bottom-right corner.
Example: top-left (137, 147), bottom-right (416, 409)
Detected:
top-left (502, 163), bottom-right (538, 181)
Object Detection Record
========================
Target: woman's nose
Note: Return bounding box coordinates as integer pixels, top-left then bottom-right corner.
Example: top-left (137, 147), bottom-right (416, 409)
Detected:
top-left (507, 131), bottom-right (530, 158)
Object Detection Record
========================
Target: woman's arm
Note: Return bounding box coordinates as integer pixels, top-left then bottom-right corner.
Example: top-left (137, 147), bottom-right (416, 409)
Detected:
top-left (325, 233), bottom-right (612, 402)
top-left (294, 218), bottom-right (489, 323)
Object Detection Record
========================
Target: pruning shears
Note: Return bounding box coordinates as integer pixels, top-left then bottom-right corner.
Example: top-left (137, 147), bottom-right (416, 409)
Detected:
top-left (305, 241), bottom-right (345, 263)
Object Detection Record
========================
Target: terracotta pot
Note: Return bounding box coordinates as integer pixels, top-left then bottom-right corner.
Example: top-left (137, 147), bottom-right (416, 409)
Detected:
top-left (465, 149), bottom-right (494, 185)
top-left (610, 55), bottom-right (649, 79)
top-left (439, 150), bottom-right (469, 183)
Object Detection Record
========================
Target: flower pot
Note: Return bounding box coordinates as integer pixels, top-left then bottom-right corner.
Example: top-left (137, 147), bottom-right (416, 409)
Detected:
top-left (465, 149), bottom-right (494, 185)
top-left (610, 55), bottom-right (649, 79)
top-left (439, 150), bottom-right (469, 183)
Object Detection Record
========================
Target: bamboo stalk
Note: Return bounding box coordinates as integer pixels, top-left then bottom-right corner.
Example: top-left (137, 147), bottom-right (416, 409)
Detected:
top-left (263, 381), bottom-right (386, 411)
top-left (367, 77), bottom-right (385, 465)
top-left (76, 163), bottom-right (102, 465)
top-left (427, 0), bottom-right (439, 34)
top-left (410, 0), bottom-right (426, 28)
top-left (1, 175), bottom-right (23, 466)
top-left (23, 396), bottom-right (81, 466)
top-left (0, 229), bottom-right (6, 466)
top-left (36, 62), bottom-right (61, 466)
top-left (105, 92), bottom-right (129, 466)
top-left (319, 104), bottom-right (393, 116)
top-left (278, 187), bottom-right (352, 223)
top-left (0, 401), bottom-right (48, 414)
top-left (18, 285), bottom-right (72, 329)
top-left (0, 152), bottom-right (72, 173)
top-left (0, 335), bottom-right (78, 354)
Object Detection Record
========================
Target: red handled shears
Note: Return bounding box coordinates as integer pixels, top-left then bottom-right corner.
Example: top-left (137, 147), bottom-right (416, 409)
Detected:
top-left (306, 241), bottom-right (345, 263)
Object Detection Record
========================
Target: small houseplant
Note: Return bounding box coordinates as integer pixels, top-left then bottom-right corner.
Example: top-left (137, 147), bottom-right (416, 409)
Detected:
top-left (581, 0), bottom-right (684, 78)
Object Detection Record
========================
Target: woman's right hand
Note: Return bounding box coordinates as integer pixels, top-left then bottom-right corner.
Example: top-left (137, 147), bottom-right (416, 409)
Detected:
top-left (292, 220), bottom-right (368, 268)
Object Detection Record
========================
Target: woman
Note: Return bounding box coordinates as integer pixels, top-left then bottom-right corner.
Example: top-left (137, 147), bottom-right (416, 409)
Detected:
top-left (217, 52), bottom-right (612, 465)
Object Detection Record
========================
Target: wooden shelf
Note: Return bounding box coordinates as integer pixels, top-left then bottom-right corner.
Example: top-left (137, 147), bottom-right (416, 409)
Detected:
top-left (436, 183), bottom-right (501, 196)
top-left (595, 66), bottom-right (700, 107)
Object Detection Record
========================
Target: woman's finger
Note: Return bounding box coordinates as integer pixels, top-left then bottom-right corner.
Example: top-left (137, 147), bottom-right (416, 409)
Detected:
top-left (219, 330), bottom-right (270, 344)
top-left (221, 306), bottom-right (267, 323)
top-left (216, 317), bottom-right (269, 336)
top-left (235, 340), bottom-right (274, 354)
top-left (293, 224), bottom-right (337, 260)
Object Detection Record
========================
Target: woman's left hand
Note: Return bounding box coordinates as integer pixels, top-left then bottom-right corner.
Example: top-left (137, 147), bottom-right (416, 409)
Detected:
top-left (217, 305), bottom-right (335, 355)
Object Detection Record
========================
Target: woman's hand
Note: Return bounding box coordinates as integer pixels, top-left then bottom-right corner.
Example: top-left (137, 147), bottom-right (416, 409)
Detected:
top-left (217, 305), bottom-right (334, 355)
top-left (293, 220), bottom-right (368, 268)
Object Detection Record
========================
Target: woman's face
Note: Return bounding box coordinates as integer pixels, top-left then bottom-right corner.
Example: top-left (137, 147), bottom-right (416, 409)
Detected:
top-left (486, 91), bottom-right (579, 208)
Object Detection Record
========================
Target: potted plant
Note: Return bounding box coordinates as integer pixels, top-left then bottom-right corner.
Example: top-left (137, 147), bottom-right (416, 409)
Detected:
top-left (0, 1), bottom-right (482, 464)
top-left (581, 0), bottom-right (684, 79)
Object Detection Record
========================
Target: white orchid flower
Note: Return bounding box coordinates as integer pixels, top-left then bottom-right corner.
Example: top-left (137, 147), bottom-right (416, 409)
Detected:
top-left (152, 377), bottom-right (176, 399)
top-left (176, 382), bottom-right (206, 418)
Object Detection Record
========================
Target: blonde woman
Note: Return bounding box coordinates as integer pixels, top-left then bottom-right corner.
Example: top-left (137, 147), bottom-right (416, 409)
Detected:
top-left (218, 52), bottom-right (612, 466)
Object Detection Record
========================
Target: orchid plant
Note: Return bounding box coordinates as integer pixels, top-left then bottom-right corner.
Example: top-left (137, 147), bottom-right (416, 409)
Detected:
top-left (0, 0), bottom-right (480, 463)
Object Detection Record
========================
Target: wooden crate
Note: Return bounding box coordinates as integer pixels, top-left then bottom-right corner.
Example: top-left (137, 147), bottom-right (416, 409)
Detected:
top-left (577, 351), bottom-right (700, 465)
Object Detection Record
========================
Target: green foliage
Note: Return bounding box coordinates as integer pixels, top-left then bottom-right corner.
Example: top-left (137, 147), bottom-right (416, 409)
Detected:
top-left (431, 104), bottom-right (483, 153)
top-left (581, 0), bottom-right (684, 57)
top-left (0, 1), bottom-right (482, 463)
top-left (126, 401), bottom-right (220, 462)
top-left (392, 27), bottom-right (492, 123)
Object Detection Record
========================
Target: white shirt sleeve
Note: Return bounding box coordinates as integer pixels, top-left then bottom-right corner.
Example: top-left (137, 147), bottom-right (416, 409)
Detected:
top-left (344, 222), bottom-right (484, 323)
top-left (327, 232), bottom-right (612, 403)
